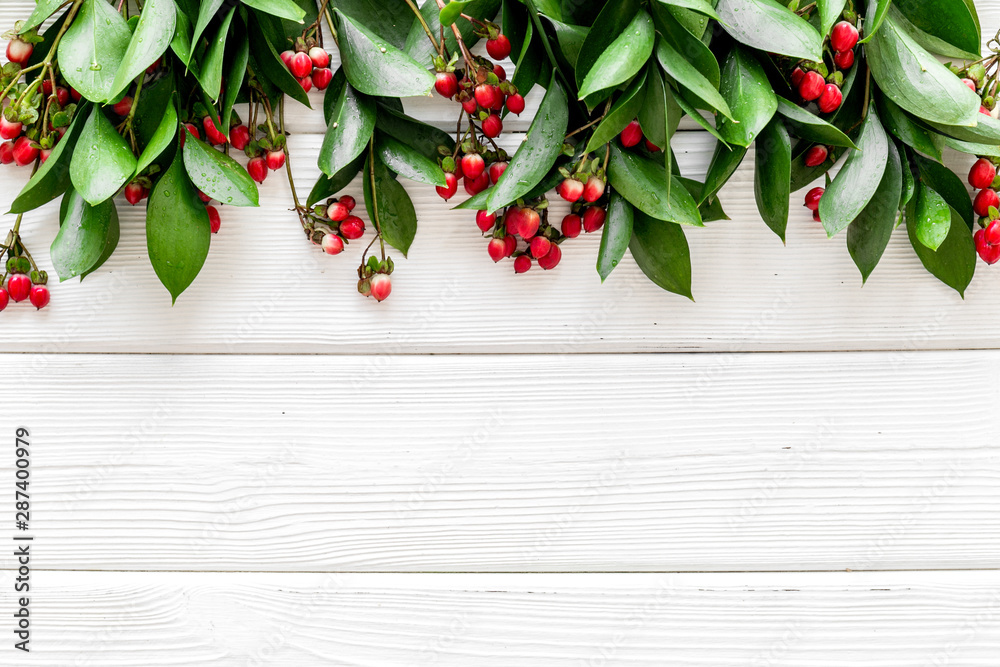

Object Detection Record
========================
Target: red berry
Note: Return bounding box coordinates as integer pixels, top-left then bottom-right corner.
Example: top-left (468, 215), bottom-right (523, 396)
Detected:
top-left (818, 84), bottom-right (843, 113)
top-left (0, 140), bottom-right (13, 164)
top-left (327, 201), bottom-right (350, 222)
top-left (206, 205), bottom-right (221, 233)
top-left (340, 216), bottom-right (365, 240)
top-left (583, 176), bottom-right (605, 203)
top-left (7, 274), bottom-right (30, 302)
top-left (280, 50), bottom-right (295, 67)
top-left (488, 161), bottom-right (507, 184)
top-left (0, 288), bottom-right (7, 311)
top-left (790, 67), bottom-right (805, 87)
top-left (464, 171), bottom-right (490, 196)
top-left (833, 50), bottom-right (854, 70)
top-left (488, 237), bottom-right (507, 262)
top-left (461, 97), bottom-right (478, 115)
top-left (537, 243), bottom-right (562, 270)
top-left (974, 228), bottom-right (1000, 264)
top-left (474, 84), bottom-right (497, 109)
top-left (28, 285), bottom-right (49, 310)
top-left (436, 172), bottom-right (459, 200)
top-left (557, 178), bottom-right (584, 202)
top-left (247, 156), bottom-right (268, 184)
top-left (12, 136), bottom-right (37, 166)
top-left (493, 64), bottom-right (507, 81)
top-left (124, 182), bottom-right (146, 205)
top-left (561, 214), bottom-right (582, 238)
top-left (180, 123), bottom-right (200, 148)
top-left (799, 71), bottom-right (825, 101)
top-left (435, 71), bottom-right (459, 98)
top-left (513, 255), bottom-right (532, 273)
top-left (308, 46), bottom-right (330, 69)
top-left (230, 124), bottom-right (251, 150)
top-left (519, 208), bottom-right (541, 239)
top-left (203, 116), bottom-right (227, 145)
top-left (981, 106), bottom-right (992, 116)
top-left (804, 187), bottom-right (824, 211)
top-left (6, 38), bottom-right (33, 65)
top-left (486, 34), bottom-right (512, 60)
top-left (38, 148), bottom-right (51, 164)
top-left (482, 114), bottom-right (503, 138)
top-left (804, 145), bottom-right (829, 167)
top-left (986, 219), bottom-right (1000, 245)
top-left (962, 78), bottom-right (977, 92)
top-left (146, 58), bottom-right (161, 74)
top-left (645, 139), bottom-right (660, 152)
top-left (491, 93), bottom-right (506, 112)
top-left (266, 150), bottom-right (286, 171)
top-left (322, 234), bottom-right (344, 255)
top-left (830, 21), bottom-right (860, 52)
top-left (298, 76), bottom-right (313, 93)
top-left (312, 67), bottom-right (333, 90)
top-left (969, 158), bottom-right (996, 189)
top-left (476, 209), bottom-right (496, 232)
top-left (582, 206), bottom-right (606, 233)
top-left (503, 234), bottom-right (516, 257)
top-left (974, 188), bottom-right (1000, 217)
top-left (370, 273), bottom-right (392, 302)
top-left (620, 120), bottom-right (643, 148)
top-left (0, 116), bottom-right (22, 141)
top-left (197, 190), bottom-right (212, 204)
top-left (70, 87), bottom-right (81, 102)
top-left (340, 195), bottom-right (357, 211)
top-left (505, 93), bottom-right (525, 115)
top-left (290, 51), bottom-right (313, 78)
top-left (461, 153), bottom-right (486, 180)
top-left (530, 236), bottom-right (551, 259)
top-left (112, 96), bottom-right (133, 117)
top-left (504, 207), bottom-right (525, 235)
top-left (813, 209), bottom-right (822, 222)
top-left (55, 86), bottom-right (69, 107)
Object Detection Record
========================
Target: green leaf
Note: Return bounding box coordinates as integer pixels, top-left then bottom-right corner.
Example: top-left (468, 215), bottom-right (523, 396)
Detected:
top-left (717, 46), bottom-right (777, 147)
top-left (319, 81), bottom-right (376, 178)
top-left (818, 104), bottom-right (889, 237)
top-left (248, 12), bottom-right (312, 108)
top-left (608, 144), bottom-right (702, 226)
top-left (892, 0), bottom-right (979, 57)
top-left (171, 5), bottom-right (195, 67)
top-left (655, 37), bottom-right (733, 120)
top-left (941, 135), bottom-right (1000, 159)
top-left (913, 154), bottom-right (975, 230)
top-left (754, 119), bottom-right (791, 242)
top-left (135, 98), bottom-right (178, 177)
top-left (242, 0), bottom-right (306, 22)
top-left (439, 0), bottom-right (474, 25)
top-left (906, 202), bottom-right (976, 296)
top-left (875, 93), bottom-right (944, 161)
top-left (860, 0), bottom-right (892, 43)
top-left (191, 0), bottom-right (225, 50)
top-left (925, 113), bottom-right (1000, 145)
top-left (637, 66), bottom-right (680, 153)
top-left (817, 0), bottom-right (847, 36)
top-left (575, 0), bottom-right (641, 92)
top-left (577, 10), bottom-right (654, 100)
top-left (198, 6), bottom-right (235, 102)
top-left (866, 12), bottom-right (980, 127)
top-left (653, 0), bottom-right (721, 22)
top-left (108, 0), bottom-right (176, 102)
top-left (487, 76), bottom-right (568, 214)
top-left (715, 0), bottom-right (823, 61)
top-left (700, 141), bottom-right (747, 205)
top-left (672, 88), bottom-right (728, 145)
top-left (888, 4), bottom-right (979, 59)
top-left (336, 9), bottom-right (436, 98)
top-left (847, 141), bottom-right (903, 282)
top-left (9, 103), bottom-right (89, 214)
top-left (899, 146), bottom-right (915, 211)
top-left (375, 103), bottom-right (455, 161)
top-left (651, 3), bottom-right (720, 89)
top-left (221, 32), bottom-right (250, 138)
top-left (508, 12), bottom-right (543, 101)
top-left (629, 210), bottom-right (693, 298)
top-left (911, 181), bottom-right (952, 251)
top-left (679, 176), bottom-right (731, 222)
top-left (585, 72), bottom-right (646, 153)
top-left (775, 96), bottom-right (858, 149)
top-left (182, 134), bottom-right (259, 207)
top-left (58, 0), bottom-right (132, 102)
top-left (80, 204), bottom-right (121, 280)
top-left (597, 191), bottom-right (634, 282)
top-left (70, 107), bottom-right (138, 206)
top-left (307, 153), bottom-right (365, 207)
top-left (406, 0), bottom-right (501, 65)
top-left (543, 16), bottom-right (588, 69)
top-left (376, 134), bottom-right (447, 187)
top-left (147, 151), bottom-right (212, 303)
top-left (21, 0), bottom-right (65, 33)
top-left (51, 188), bottom-right (118, 281)
top-left (363, 153), bottom-right (418, 256)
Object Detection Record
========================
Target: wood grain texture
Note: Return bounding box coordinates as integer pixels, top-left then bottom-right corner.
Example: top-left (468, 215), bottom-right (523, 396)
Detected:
top-left (6, 352), bottom-right (998, 572)
top-left (3, 571), bottom-right (998, 666)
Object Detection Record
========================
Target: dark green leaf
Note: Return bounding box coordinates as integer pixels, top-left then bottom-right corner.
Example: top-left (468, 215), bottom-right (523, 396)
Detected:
top-left (911, 181), bottom-right (952, 251)
top-left (198, 6), bottom-right (235, 102)
top-left (575, 0), bottom-right (641, 93)
top-left (337, 9), bottom-right (436, 98)
top-left (249, 12), bottom-right (312, 108)
top-left (21, 0), bottom-right (64, 33)
top-left (715, 0), bottom-right (823, 61)
top-left (51, 188), bottom-right (118, 281)
top-left (817, 0), bottom-right (847, 36)
top-left (363, 153), bottom-right (418, 256)
top-left (509, 12), bottom-right (542, 100)
top-left (135, 98), bottom-right (178, 177)
top-left (183, 134), bottom-right (260, 207)
top-left (892, 0), bottom-right (979, 57)
top-left (775, 96), bottom-right (858, 149)
top-left (221, 31), bottom-right (250, 137)
top-left (925, 113), bottom-right (1000, 144)
top-left (906, 203), bottom-right (976, 296)
top-left (171, 5), bottom-right (195, 66)
top-left (754, 119), bottom-right (791, 242)
top-left (319, 81), bottom-right (376, 177)
top-left (678, 177), bottom-right (731, 222)
top-left (376, 134), bottom-right (447, 187)
top-left (876, 93), bottom-right (944, 161)
top-left (191, 0), bottom-right (225, 50)
top-left (585, 71), bottom-right (646, 153)
top-left (789, 144), bottom-right (844, 193)
top-left (307, 153), bottom-right (365, 207)
top-left (376, 104), bottom-right (455, 160)
top-left (597, 191), bottom-right (634, 281)
top-left (577, 10), bottom-right (654, 100)
top-left (655, 37), bottom-right (732, 120)
top-left (80, 205), bottom-right (121, 280)
top-left (860, 0), bottom-right (892, 43)
top-left (913, 154), bottom-right (975, 229)
top-left (9, 103), bottom-right (89, 214)
top-left (242, 0), bottom-right (306, 22)
top-left (700, 141), bottom-right (747, 205)
top-left (70, 107), bottom-right (138, 206)
top-left (888, 4), bottom-right (979, 59)
top-left (108, 0), bottom-right (177, 102)
top-left (899, 146), bottom-right (915, 211)
top-left (57, 0), bottom-right (132, 102)
top-left (651, 3), bottom-right (720, 89)
top-left (653, 0), bottom-right (720, 21)
top-left (847, 141), bottom-right (903, 281)
top-left (717, 46), bottom-right (777, 147)
top-left (608, 144), bottom-right (702, 226)
top-left (637, 66), bottom-right (680, 153)
top-left (672, 88), bottom-right (728, 144)
top-left (543, 16), bottom-right (588, 69)
top-left (629, 210), bottom-right (693, 298)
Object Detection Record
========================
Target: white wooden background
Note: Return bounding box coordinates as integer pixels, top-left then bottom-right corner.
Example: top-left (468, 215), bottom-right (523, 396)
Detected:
top-left (2, 1), bottom-right (1000, 664)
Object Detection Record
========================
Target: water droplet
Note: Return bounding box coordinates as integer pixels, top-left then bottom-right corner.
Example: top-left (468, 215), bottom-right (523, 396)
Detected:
top-left (379, 47), bottom-right (387, 53)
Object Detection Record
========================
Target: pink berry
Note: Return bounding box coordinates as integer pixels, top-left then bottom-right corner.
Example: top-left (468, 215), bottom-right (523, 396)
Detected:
top-left (38, 148), bottom-right (51, 164)
top-left (435, 71), bottom-right (459, 98)
top-left (493, 64), bottom-right (507, 81)
top-left (464, 171), bottom-right (490, 196)
top-left (557, 178), bottom-right (584, 202)
top-left (982, 106), bottom-right (993, 116)
top-left (230, 124), bottom-right (251, 150)
top-left (461, 97), bottom-right (478, 115)
top-left (266, 150), bottom-right (286, 171)
top-left (503, 234), bottom-right (516, 257)
top-left (124, 182), bottom-right (146, 205)
top-left (830, 21), bottom-right (860, 52)
top-left (583, 176), bottom-right (605, 203)
top-left (308, 46), bottom-right (330, 69)
top-left (582, 206), bottom-right (606, 233)
top-left (818, 84), bottom-right (843, 113)
top-left (645, 139), bottom-right (660, 152)
top-left (519, 208), bottom-right (541, 239)
top-left (0, 116), bottom-right (22, 140)
top-left (488, 161), bottom-right (507, 184)
top-left (322, 234), bottom-right (344, 255)
top-left (7, 274), bottom-right (30, 302)
top-left (974, 188), bottom-right (1000, 217)
top-left (986, 219), bottom-right (1000, 245)
top-left (370, 273), bottom-right (392, 301)
top-left (340, 215), bottom-right (365, 240)
top-left (561, 214), bottom-right (582, 238)
top-left (436, 172), bottom-right (459, 200)
top-left (0, 288), bottom-right (7, 311)
top-left (488, 237), bottom-right (507, 262)
top-left (298, 76), bottom-right (313, 93)
top-left (12, 136), bottom-right (37, 166)
top-left (504, 207), bottom-right (525, 235)
top-left (506, 93), bottom-right (525, 115)
top-left (804, 145), bottom-right (828, 167)
top-left (790, 67), bottom-right (805, 87)
top-left (475, 84), bottom-right (497, 109)
top-left (112, 96), bottom-right (133, 117)
top-left (962, 78), bottom-right (977, 92)
top-left (799, 71), bottom-right (825, 101)
top-left (29, 285), bottom-right (49, 310)
top-left (6, 38), bottom-right (33, 65)
top-left (804, 187), bottom-right (824, 211)
top-left (833, 50), bottom-right (854, 70)
top-left (340, 195), bottom-right (357, 211)
top-left (312, 67), bottom-right (333, 90)
top-left (461, 153), bottom-right (486, 180)
top-left (486, 34), bottom-right (511, 60)
top-left (813, 209), bottom-right (822, 223)
top-left (621, 120), bottom-right (643, 148)
top-left (0, 140), bottom-right (13, 164)
top-left (969, 158), bottom-right (996, 190)
top-left (280, 50), bottom-right (295, 67)
top-left (290, 51), bottom-right (313, 78)
top-left (482, 114), bottom-right (503, 138)
top-left (327, 201), bottom-right (350, 222)
top-left (530, 236), bottom-right (551, 258)
top-left (537, 243), bottom-right (562, 270)
top-left (207, 205), bottom-right (221, 233)
top-left (513, 255), bottom-right (531, 273)
top-left (247, 157), bottom-right (268, 184)
top-left (476, 209), bottom-right (496, 232)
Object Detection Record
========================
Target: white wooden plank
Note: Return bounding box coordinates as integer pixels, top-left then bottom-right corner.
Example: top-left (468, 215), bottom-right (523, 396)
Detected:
top-left (2, 571), bottom-right (998, 666)
top-left (6, 352), bottom-right (999, 572)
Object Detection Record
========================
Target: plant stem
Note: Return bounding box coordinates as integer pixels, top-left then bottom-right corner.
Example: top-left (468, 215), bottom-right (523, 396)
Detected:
top-left (435, 0), bottom-right (475, 67)
top-left (403, 0), bottom-right (440, 56)
top-left (367, 141), bottom-right (386, 261)
top-left (279, 96), bottom-right (303, 212)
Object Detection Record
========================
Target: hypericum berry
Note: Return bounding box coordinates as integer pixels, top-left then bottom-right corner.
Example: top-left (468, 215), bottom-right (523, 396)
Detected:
top-left (7, 274), bottom-right (30, 302)
top-left (506, 93), bottom-right (525, 115)
top-left (973, 188), bottom-right (1000, 217)
top-left (969, 158), bottom-right (997, 189)
top-left (327, 201), bottom-right (350, 222)
top-left (290, 51), bottom-right (313, 78)
top-left (312, 67), bottom-right (333, 90)
top-left (790, 67), bottom-right (805, 87)
top-left (987, 219), bottom-right (1000, 245)
top-left (529, 236), bottom-right (551, 259)
top-left (981, 105), bottom-right (992, 116)
top-left (488, 161), bottom-right (507, 184)
top-left (833, 50), bottom-right (854, 70)
top-left (582, 206), bottom-right (606, 233)
top-left (474, 84), bottom-right (497, 109)
top-left (6, 38), bottom-right (33, 65)
top-left (112, 96), bottom-right (133, 117)
top-left (197, 190), bottom-right (212, 204)
top-left (488, 237), bottom-right (507, 262)
top-left (974, 227), bottom-right (1000, 264)
top-left (12, 136), bottom-right (38, 166)
top-left (55, 86), bottom-right (70, 107)
top-left (799, 71), bottom-right (825, 101)
top-left (308, 46), bottom-right (330, 69)
top-left (435, 71), bottom-right (458, 98)
top-left (339, 195), bottom-right (356, 211)
top-left (503, 234), bottom-right (516, 257)
top-left (583, 176), bottom-right (605, 203)
top-left (206, 205), bottom-right (221, 234)
top-left (322, 234), bottom-right (344, 255)
top-left (645, 139), bottom-right (660, 152)
top-left (203, 116), bottom-right (227, 145)
top-left (504, 207), bottom-right (524, 235)
top-left (476, 209), bottom-right (496, 232)
top-left (280, 50), bottom-right (295, 67)
top-left (0, 141), bottom-right (13, 164)
top-left (537, 243), bottom-right (562, 270)
top-left (436, 171), bottom-right (459, 200)
top-left (818, 84), bottom-right (843, 113)
top-left (340, 215), bottom-right (365, 239)
top-left (298, 76), bottom-right (313, 93)
top-left (830, 21), bottom-right (860, 52)
top-left (230, 124), bottom-right (251, 150)
top-left (493, 64), bottom-right (507, 81)
top-left (561, 214), bottom-right (582, 238)
top-left (461, 97), bottom-right (478, 115)
top-left (124, 181), bottom-right (147, 205)
top-left (0, 288), bottom-right (7, 311)
top-left (813, 209), bottom-right (822, 222)
top-left (180, 122), bottom-right (200, 148)
top-left (557, 178), bottom-right (584, 202)
top-left (486, 34), bottom-right (512, 60)
top-left (39, 148), bottom-right (51, 164)
top-left (70, 87), bottom-right (81, 102)
top-left (962, 78), bottom-right (978, 92)
top-left (513, 254), bottom-right (531, 273)
top-left (266, 150), bottom-right (286, 171)
top-left (370, 273), bottom-right (392, 302)
top-left (804, 187), bottom-right (824, 211)
top-left (461, 153), bottom-right (486, 180)
top-left (247, 156), bottom-right (268, 184)
top-left (464, 171), bottom-right (490, 196)
top-left (804, 145), bottom-right (829, 167)
top-left (0, 116), bottom-right (22, 140)
top-left (28, 285), bottom-right (49, 310)
top-left (519, 208), bottom-right (541, 238)
top-left (621, 120), bottom-right (643, 148)
top-left (482, 114), bottom-right (503, 138)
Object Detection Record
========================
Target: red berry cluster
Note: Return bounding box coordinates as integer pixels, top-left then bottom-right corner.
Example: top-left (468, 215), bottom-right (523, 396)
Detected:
top-left (358, 256), bottom-right (393, 302)
top-left (300, 194), bottom-right (363, 255)
top-left (803, 186), bottom-right (825, 223)
top-left (0, 256), bottom-right (47, 312)
top-left (789, 19), bottom-right (857, 116)
top-left (280, 44), bottom-right (333, 93)
top-left (969, 157), bottom-right (1000, 264)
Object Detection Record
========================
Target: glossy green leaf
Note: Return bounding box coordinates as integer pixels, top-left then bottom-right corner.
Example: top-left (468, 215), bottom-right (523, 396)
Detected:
top-left (892, 0), bottom-right (979, 56)
top-left (899, 146), bottom-right (915, 211)
top-left (80, 204), bottom-right (121, 280)
top-left (183, 134), bottom-right (259, 207)
top-left (651, 3), bottom-right (720, 89)
top-left (58, 0), bottom-right (132, 102)
top-left (406, 0), bottom-right (501, 65)
top-left (672, 89), bottom-right (728, 145)
top-left (21, 0), bottom-right (64, 33)
top-left (637, 66), bottom-right (680, 155)
top-left (487, 76), bottom-right (568, 214)
top-left (653, 0), bottom-right (720, 21)
top-left (860, 0), bottom-right (892, 43)
top-left (678, 177), bottom-right (730, 222)
top-left (875, 93), bottom-right (944, 161)
top-left (575, 0), bottom-right (641, 92)
top-left (248, 12), bottom-right (312, 108)
top-left (319, 81), bottom-right (376, 178)
top-left (911, 181), bottom-right (952, 251)
top-left (655, 37), bottom-right (732, 120)
top-left (700, 141), bottom-right (747, 205)
top-left (608, 144), bottom-right (702, 226)
top-left (9, 103), bottom-right (89, 214)
top-left (135, 98), bottom-right (178, 177)
top-left (51, 188), bottom-right (118, 281)
top-left (363, 153), bottom-right (418, 256)
top-left (191, 0), bottom-right (225, 50)
top-left (866, 12), bottom-right (980, 127)
top-left (439, 0), bottom-right (474, 25)
top-left (597, 192), bottom-right (634, 282)
top-left (847, 141), bottom-right (903, 282)
top-left (717, 46), bottom-right (777, 147)
top-left (754, 119), bottom-right (791, 242)
top-left (942, 135), bottom-right (1000, 159)
top-left (817, 0), bottom-right (847, 36)
top-left (243, 0), bottom-right (306, 22)
top-left (337, 9), bottom-right (436, 98)
top-left (585, 71), bottom-right (646, 153)
top-left (307, 153), bottom-right (365, 207)
top-left (544, 16), bottom-right (588, 69)
top-left (146, 151), bottom-right (211, 303)
top-left (789, 144), bottom-right (844, 193)
top-left (925, 113), bottom-right (1000, 144)
top-left (629, 210), bottom-right (693, 298)
top-left (715, 0), bottom-right (822, 61)
top-left (198, 6), bottom-right (234, 102)
top-left (913, 154), bottom-right (975, 229)
top-left (70, 108), bottom-right (138, 206)
top-left (775, 96), bottom-right (858, 149)
top-left (376, 104), bottom-right (455, 161)
top-left (376, 134), bottom-right (446, 187)
top-left (577, 10), bottom-right (654, 100)
top-left (171, 6), bottom-right (194, 67)
top-left (906, 203), bottom-right (976, 297)
top-left (221, 32), bottom-right (249, 138)
top-left (889, 4), bottom-right (979, 59)
top-left (108, 0), bottom-right (177, 102)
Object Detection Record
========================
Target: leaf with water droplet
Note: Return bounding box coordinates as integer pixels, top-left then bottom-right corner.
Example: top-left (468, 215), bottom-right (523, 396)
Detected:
top-left (58, 0), bottom-right (132, 102)
top-left (70, 106), bottom-right (138, 206)
top-left (183, 133), bottom-right (259, 207)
